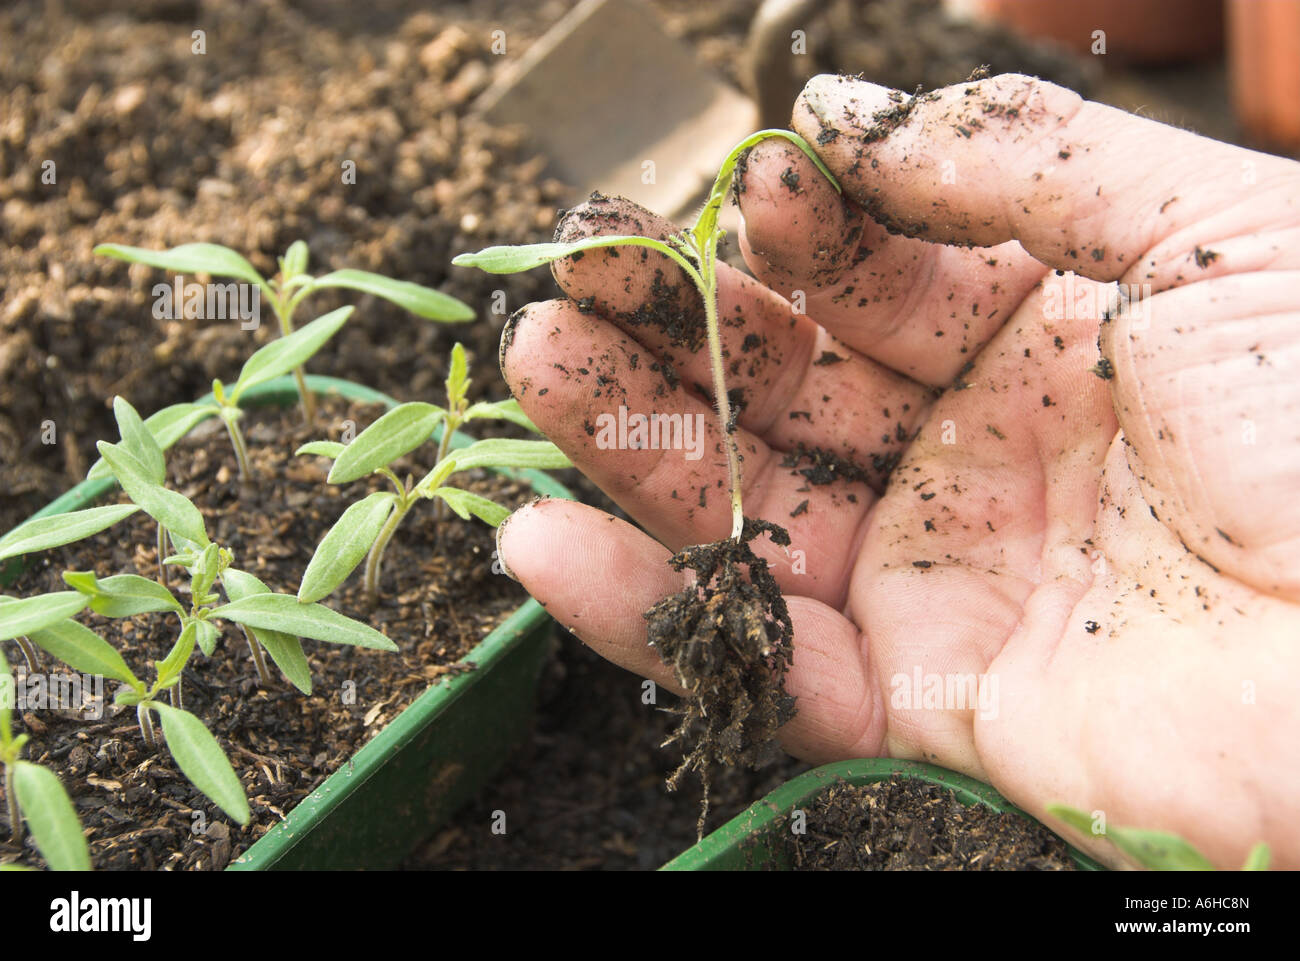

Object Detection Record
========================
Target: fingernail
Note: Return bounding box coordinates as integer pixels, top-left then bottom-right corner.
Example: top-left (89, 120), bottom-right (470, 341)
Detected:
top-left (495, 509), bottom-right (520, 582)
top-left (499, 304), bottom-right (532, 383)
top-left (799, 74), bottom-right (898, 139)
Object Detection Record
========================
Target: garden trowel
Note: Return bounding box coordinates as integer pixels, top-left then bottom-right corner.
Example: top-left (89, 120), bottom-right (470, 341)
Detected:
top-left (475, 0), bottom-right (759, 225)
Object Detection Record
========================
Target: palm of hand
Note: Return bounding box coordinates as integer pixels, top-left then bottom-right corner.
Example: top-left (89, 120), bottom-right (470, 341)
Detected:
top-left (498, 74), bottom-right (1300, 868)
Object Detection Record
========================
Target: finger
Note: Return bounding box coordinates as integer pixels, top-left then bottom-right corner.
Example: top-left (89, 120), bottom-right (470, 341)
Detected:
top-left (550, 194), bottom-right (932, 465)
top-left (792, 73), bottom-right (1300, 283)
top-left (501, 298), bottom-right (875, 607)
top-left (499, 498), bottom-right (888, 763)
top-left (737, 135), bottom-right (1049, 386)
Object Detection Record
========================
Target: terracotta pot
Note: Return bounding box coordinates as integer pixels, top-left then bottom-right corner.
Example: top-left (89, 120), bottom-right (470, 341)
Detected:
top-left (951, 0), bottom-right (1224, 65)
top-left (1227, 0), bottom-right (1300, 152)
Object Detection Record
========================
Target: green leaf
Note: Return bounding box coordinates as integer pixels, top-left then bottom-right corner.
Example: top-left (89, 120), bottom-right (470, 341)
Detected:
top-left (438, 438), bottom-right (571, 474)
top-left (282, 240), bottom-right (309, 278)
top-left (112, 396), bottom-right (166, 484)
top-left (327, 402), bottom-right (446, 484)
top-left (222, 569), bottom-right (311, 694)
top-left (149, 702), bottom-right (250, 825)
top-left (452, 235), bottom-right (695, 276)
top-left (463, 398), bottom-right (540, 433)
top-left (229, 305), bottom-right (353, 402)
top-left (27, 618), bottom-right (142, 688)
top-left (298, 492), bottom-right (396, 603)
top-left (96, 441), bottom-right (209, 546)
top-left (0, 504), bottom-right (140, 562)
top-left (61, 571), bottom-right (99, 594)
top-left (114, 688), bottom-right (143, 707)
top-left (79, 573), bottom-right (183, 618)
top-left (295, 440), bottom-right (346, 460)
top-left (1106, 826), bottom-right (1216, 871)
top-left (87, 403), bottom-right (218, 481)
top-left (194, 619), bottom-right (218, 657)
top-left (308, 269), bottom-right (474, 322)
top-left (1046, 804), bottom-right (1215, 871)
top-left (212, 594), bottom-right (397, 651)
top-left (1242, 843), bottom-right (1271, 871)
top-left (0, 592), bottom-right (88, 643)
top-left (446, 342), bottom-right (469, 408)
top-left (155, 621), bottom-right (197, 685)
top-left (432, 487), bottom-right (510, 527)
top-left (95, 242), bottom-right (264, 286)
top-left (11, 762), bottom-right (90, 870)
top-left (414, 457), bottom-right (459, 498)
top-left (191, 542), bottom-right (222, 602)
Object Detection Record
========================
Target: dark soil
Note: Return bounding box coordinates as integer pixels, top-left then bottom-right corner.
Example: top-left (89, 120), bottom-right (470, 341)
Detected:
top-left (0, 0), bottom-right (571, 536)
top-left (0, 395), bottom-right (531, 870)
top-left (774, 777), bottom-right (1078, 871)
top-left (644, 517), bottom-right (796, 836)
top-left (405, 637), bottom-right (808, 870)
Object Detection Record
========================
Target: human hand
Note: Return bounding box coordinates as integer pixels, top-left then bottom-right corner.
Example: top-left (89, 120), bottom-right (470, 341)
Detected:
top-left (496, 73), bottom-right (1300, 869)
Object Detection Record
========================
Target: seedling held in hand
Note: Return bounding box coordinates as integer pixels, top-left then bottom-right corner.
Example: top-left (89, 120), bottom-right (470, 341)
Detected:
top-left (453, 129), bottom-right (839, 541)
top-left (296, 343), bottom-right (571, 604)
top-left (95, 239), bottom-right (475, 422)
top-left (454, 131), bottom-right (839, 835)
top-left (0, 644), bottom-right (90, 870)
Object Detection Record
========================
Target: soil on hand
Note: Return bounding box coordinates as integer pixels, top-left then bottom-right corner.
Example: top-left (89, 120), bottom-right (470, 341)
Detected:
top-left (644, 517), bottom-right (796, 835)
top-left (772, 777), bottom-right (1077, 870)
top-left (0, 395), bottom-right (531, 870)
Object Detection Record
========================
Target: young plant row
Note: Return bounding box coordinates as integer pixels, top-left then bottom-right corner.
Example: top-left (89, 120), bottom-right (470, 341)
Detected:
top-left (0, 335), bottom-right (568, 868)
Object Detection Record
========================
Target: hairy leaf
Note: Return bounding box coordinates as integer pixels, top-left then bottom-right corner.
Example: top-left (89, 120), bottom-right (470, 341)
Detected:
top-left (432, 487), bottom-right (511, 527)
top-left (212, 594), bottom-right (397, 651)
top-left (327, 402), bottom-right (445, 484)
top-left (0, 504), bottom-right (139, 562)
top-left (96, 441), bottom-right (209, 546)
top-left (230, 305), bottom-right (353, 402)
top-left (452, 235), bottom-right (695, 276)
top-left (309, 269), bottom-right (474, 322)
top-left (298, 492), bottom-right (396, 603)
top-left (94, 242), bottom-right (263, 286)
top-left (27, 618), bottom-right (141, 687)
top-left (150, 702), bottom-right (250, 825)
top-left (12, 762), bottom-right (90, 870)
top-left (0, 592), bottom-right (88, 643)
top-left (87, 403), bottom-right (218, 481)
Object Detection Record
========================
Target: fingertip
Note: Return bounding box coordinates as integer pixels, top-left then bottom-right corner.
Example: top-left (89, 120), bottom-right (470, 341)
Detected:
top-left (737, 136), bottom-right (862, 289)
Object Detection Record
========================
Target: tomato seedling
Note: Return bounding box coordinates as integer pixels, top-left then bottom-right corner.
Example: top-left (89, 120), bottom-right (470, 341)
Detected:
top-left (296, 343), bottom-right (571, 604)
top-left (95, 240), bottom-right (475, 422)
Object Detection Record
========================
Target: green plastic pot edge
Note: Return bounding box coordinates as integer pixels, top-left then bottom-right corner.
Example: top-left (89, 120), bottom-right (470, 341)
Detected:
top-left (0, 374), bottom-right (572, 870)
top-left (660, 758), bottom-right (1106, 871)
